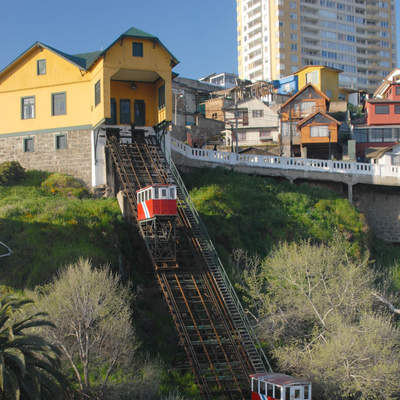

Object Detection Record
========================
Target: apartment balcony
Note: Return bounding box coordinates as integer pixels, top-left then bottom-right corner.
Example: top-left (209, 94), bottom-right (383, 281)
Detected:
top-left (300, 0), bottom-right (318, 5)
top-left (301, 38), bottom-right (321, 48)
top-left (301, 16), bottom-right (318, 25)
top-left (301, 27), bottom-right (319, 36)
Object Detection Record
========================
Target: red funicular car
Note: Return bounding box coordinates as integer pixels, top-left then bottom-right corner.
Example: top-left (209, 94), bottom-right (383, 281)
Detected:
top-left (136, 184), bottom-right (177, 221)
top-left (250, 373), bottom-right (311, 400)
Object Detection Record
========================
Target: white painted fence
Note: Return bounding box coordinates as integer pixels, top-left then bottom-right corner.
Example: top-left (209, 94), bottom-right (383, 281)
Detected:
top-left (169, 137), bottom-right (400, 179)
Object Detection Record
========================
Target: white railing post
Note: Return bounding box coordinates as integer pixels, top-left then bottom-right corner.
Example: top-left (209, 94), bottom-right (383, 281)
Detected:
top-left (169, 138), bottom-right (400, 180)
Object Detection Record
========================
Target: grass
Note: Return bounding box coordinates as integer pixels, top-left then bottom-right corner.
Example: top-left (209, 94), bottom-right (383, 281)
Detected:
top-left (0, 170), bottom-right (129, 289)
top-left (183, 168), bottom-right (369, 264)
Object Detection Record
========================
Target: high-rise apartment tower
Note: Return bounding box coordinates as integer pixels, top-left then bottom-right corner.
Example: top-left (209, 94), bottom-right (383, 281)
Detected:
top-left (237, 0), bottom-right (397, 91)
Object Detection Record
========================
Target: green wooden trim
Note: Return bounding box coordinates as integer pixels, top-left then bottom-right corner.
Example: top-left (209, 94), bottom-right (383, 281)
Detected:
top-left (0, 125), bottom-right (93, 139)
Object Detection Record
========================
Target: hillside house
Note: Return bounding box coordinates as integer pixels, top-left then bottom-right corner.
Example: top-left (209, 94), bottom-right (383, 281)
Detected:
top-left (223, 98), bottom-right (279, 147)
top-left (279, 84), bottom-right (330, 157)
top-left (297, 111), bottom-right (341, 159)
top-left (353, 69), bottom-right (400, 160)
top-left (295, 65), bottom-right (342, 101)
top-left (0, 27), bottom-right (177, 187)
top-left (171, 76), bottom-right (224, 143)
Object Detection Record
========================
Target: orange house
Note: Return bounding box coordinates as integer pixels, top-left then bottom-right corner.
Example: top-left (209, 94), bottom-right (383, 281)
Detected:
top-left (297, 111), bottom-right (341, 159)
top-left (279, 84), bottom-right (330, 156)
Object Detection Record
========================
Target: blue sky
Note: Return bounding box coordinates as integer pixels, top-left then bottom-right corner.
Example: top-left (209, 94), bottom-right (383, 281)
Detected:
top-left (0, 0), bottom-right (399, 80)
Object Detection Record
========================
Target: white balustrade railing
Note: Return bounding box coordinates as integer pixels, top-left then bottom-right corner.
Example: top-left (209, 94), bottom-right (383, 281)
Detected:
top-left (170, 137), bottom-right (400, 179)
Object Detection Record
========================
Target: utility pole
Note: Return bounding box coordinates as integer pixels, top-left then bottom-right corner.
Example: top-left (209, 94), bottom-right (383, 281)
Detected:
top-left (234, 102), bottom-right (239, 154)
top-left (289, 103), bottom-right (293, 158)
top-left (328, 129), bottom-right (332, 160)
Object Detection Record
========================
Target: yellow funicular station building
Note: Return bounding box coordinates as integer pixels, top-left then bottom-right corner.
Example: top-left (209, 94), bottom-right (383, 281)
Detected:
top-left (0, 27), bottom-right (178, 186)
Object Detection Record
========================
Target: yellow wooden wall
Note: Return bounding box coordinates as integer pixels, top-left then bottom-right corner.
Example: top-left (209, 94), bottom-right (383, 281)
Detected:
top-left (0, 47), bottom-right (104, 135)
top-left (0, 35), bottom-right (174, 135)
top-left (300, 123), bottom-right (338, 144)
top-left (103, 37), bottom-right (172, 124)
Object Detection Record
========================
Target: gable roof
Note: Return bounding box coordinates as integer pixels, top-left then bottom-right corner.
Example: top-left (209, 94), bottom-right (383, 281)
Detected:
top-left (280, 83), bottom-right (330, 110)
top-left (96, 26), bottom-right (179, 68)
top-left (374, 68), bottom-right (400, 98)
top-left (0, 26), bottom-right (178, 78)
top-left (0, 42), bottom-right (91, 78)
top-left (297, 111), bottom-right (341, 128)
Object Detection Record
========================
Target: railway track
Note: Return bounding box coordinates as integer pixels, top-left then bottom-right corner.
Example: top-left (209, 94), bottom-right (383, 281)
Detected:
top-left (105, 125), bottom-right (270, 399)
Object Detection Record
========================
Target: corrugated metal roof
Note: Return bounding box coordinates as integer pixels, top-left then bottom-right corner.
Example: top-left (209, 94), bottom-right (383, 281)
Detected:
top-left (250, 373), bottom-right (310, 386)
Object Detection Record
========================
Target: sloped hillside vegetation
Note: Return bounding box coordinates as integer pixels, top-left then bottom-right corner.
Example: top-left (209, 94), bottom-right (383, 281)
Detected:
top-left (0, 169), bottom-right (136, 288)
top-left (184, 167), bottom-right (368, 263)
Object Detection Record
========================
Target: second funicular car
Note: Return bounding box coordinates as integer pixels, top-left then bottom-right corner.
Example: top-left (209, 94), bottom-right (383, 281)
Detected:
top-left (250, 373), bottom-right (311, 400)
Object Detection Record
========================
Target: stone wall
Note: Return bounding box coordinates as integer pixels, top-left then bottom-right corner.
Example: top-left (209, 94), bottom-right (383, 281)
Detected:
top-left (0, 129), bottom-right (92, 186)
top-left (354, 185), bottom-right (400, 243)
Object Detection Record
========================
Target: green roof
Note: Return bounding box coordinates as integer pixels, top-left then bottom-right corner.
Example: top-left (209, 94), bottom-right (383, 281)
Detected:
top-left (121, 27), bottom-right (156, 39)
top-left (0, 26), bottom-right (178, 77)
top-left (71, 51), bottom-right (103, 69)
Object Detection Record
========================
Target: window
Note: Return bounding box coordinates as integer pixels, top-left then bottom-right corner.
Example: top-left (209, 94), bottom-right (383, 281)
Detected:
top-left (238, 132), bottom-right (247, 141)
top-left (120, 99), bottom-right (131, 124)
top-left (55, 134), bottom-right (67, 150)
top-left (95, 80), bottom-right (101, 106)
top-left (132, 42), bottom-right (143, 57)
top-left (242, 111), bottom-right (249, 126)
top-left (23, 137), bottom-right (34, 152)
top-left (21, 96), bottom-right (35, 119)
top-left (306, 70), bottom-right (319, 85)
top-left (300, 101), bottom-right (316, 114)
top-left (252, 109), bottom-right (264, 118)
top-left (52, 92), bottom-right (66, 115)
top-left (158, 84), bottom-right (165, 109)
top-left (395, 105), bottom-right (400, 114)
top-left (267, 384), bottom-right (273, 397)
top-left (310, 125), bottom-right (329, 137)
top-left (396, 87), bottom-right (400, 96)
top-left (154, 187), bottom-right (159, 199)
top-left (375, 104), bottom-right (389, 114)
top-left (169, 187), bottom-right (175, 199)
top-left (161, 188), bottom-right (167, 197)
top-left (291, 43), bottom-right (297, 51)
top-left (37, 59), bottom-right (46, 75)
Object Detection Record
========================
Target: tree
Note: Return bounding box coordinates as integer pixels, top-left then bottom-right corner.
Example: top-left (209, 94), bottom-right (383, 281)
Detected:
top-left (0, 295), bottom-right (66, 400)
top-left (243, 236), bottom-right (400, 400)
top-left (35, 259), bottom-right (137, 393)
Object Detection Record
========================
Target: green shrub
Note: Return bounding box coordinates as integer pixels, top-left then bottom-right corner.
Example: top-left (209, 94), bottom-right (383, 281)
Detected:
top-left (0, 161), bottom-right (25, 185)
top-left (41, 173), bottom-right (90, 198)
